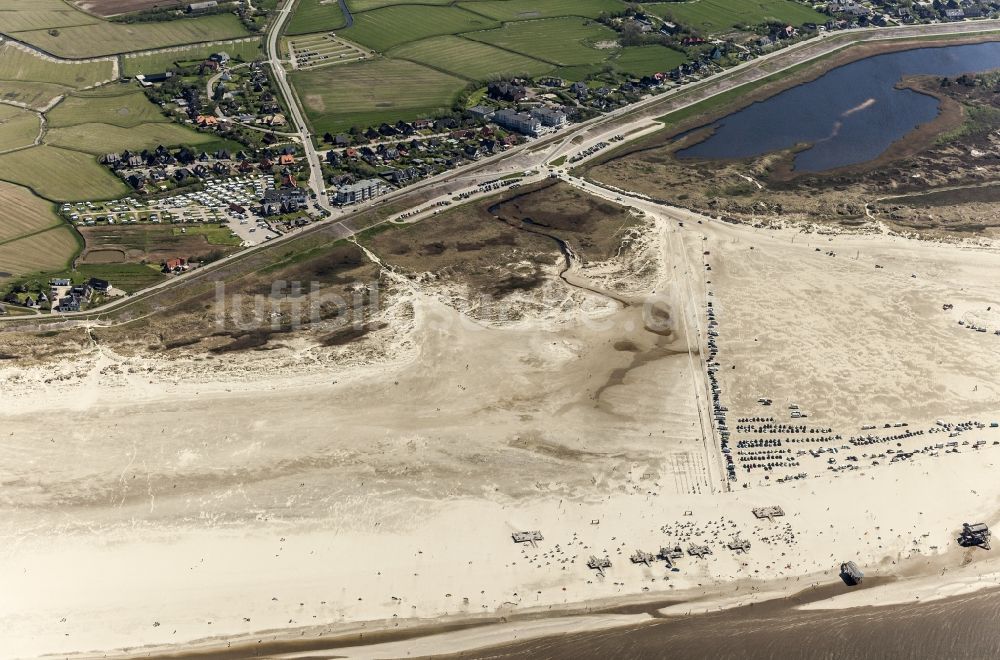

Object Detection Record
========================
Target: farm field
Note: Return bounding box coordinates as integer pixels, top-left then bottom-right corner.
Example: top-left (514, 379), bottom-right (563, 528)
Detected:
top-left (0, 225), bottom-right (80, 283)
top-left (613, 45), bottom-right (688, 76)
top-left (292, 58), bottom-right (467, 134)
top-left (0, 181), bottom-right (63, 243)
top-left (47, 88), bottom-right (169, 129)
top-left (285, 0), bottom-right (347, 35)
top-left (122, 38), bottom-right (264, 76)
top-left (644, 0), bottom-right (827, 36)
top-left (8, 14), bottom-right (249, 58)
top-left (0, 145), bottom-right (128, 201)
top-left (79, 224), bottom-right (240, 267)
top-left (346, 0), bottom-right (451, 10)
top-left (458, 0), bottom-right (628, 21)
top-left (0, 105), bottom-right (41, 153)
top-left (387, 35), bottom-right (554, 80)
top-left (0, 42), bottom-right (114, 89)
top-left (341, 5), bottom-right (498, 52)
top-left (43, 86), bottom-right (213, 153)
top-left (70, 0), bottom-right (183, 17)
top-left (466, 17), bottom-right (619, 66)
top-left (173, 224), bottom-right (242, 246)
top-left (0, 82), bottom-right (69, 111)
top-left (0, 4), bottom-right (99, 33)
top-left (46, 122), bottom-right (216, 154)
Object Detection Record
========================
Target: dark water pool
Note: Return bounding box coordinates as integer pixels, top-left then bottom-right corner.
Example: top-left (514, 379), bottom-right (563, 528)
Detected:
top-left (677, 41), bottom-right (1000, 172)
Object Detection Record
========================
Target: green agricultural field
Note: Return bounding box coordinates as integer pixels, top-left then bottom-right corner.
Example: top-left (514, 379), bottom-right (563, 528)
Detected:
top-left (388, 35), bottom-right (554, 80)
top-left (0, 225), bottom-right (80, 283)
top-left (0, 145), bottom-right (128, 201)
top-left (174, 224), bottom-right (242, 246)
top-left (286, 0), bottom-right (348, 35)
top-left (46, 122), bottom-right (217, 155)
top-left (643, 0), bottom-right (826, 36)
top-left (291, 58), bottom-right (467, 134)
top-left (612, 45), bottom-right (687, 76)
top-left (0, 105), bottom-right (41, 152)
top-left (0, 42), bottom-right (114, 89)
top-left (0, 3), bottom-right (99, 32)
top-left (0, 181), bottom-right (63, 243)
top-left (0, 81), bottom-right (69, 111)
top-left (459, 0), bottom-right (628, 21)
top-left (347, 0), bottom-right (452, 10)
top-left (47, 89), bottom-right (169, 129)
top-left (342, 5), bottom-right (498, 51)
top-left (9, 14), bottom-right (249, 58)
top-left (466, 17), bottom-right (619, 66)
top-left (44, 86), bottom-right (214, 154)
top-left (122, 38), bottom-right (264, 76)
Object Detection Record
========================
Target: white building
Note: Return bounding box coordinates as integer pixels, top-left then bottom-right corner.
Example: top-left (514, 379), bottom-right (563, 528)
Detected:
top-left (493, 109), bottom-right (542, 136)
top-left (531, 106), bottom-right (567, 127)
top-left (335, 178), bottom-right (384, 205)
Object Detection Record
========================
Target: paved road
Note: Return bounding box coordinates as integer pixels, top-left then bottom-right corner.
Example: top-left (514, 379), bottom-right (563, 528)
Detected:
top-left (6, 18), bottom-right (1000, 327)
top-left (266, 0), bottom-right (332, 213)
top-left (338, 0), bottom-right (353, 28)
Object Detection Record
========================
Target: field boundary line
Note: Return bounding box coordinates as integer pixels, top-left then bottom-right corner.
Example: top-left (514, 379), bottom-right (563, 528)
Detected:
top-left (0, 222), bottom-right (72, 248)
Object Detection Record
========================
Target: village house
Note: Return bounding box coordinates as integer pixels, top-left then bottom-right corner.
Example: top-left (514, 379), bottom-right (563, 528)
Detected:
top-left (163, 258), bottom-right (188, 273)
top-left (261, 188), bottom-right (307, 215)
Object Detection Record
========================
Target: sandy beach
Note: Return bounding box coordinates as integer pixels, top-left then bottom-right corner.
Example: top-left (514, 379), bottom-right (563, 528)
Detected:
top-left (5, 178), bottom-right (1000, 658)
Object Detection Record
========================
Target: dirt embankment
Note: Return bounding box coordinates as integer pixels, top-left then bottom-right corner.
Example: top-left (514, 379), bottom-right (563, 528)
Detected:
top-left (71, 0), bottom-right (181, 18)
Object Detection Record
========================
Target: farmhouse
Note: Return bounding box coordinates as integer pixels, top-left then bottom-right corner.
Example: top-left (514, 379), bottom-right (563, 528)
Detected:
top-left (163, 258), bottom-right (188, 273)
top-left (135, 72), bottom-right (173, 87)
top-left (188, 1), bottom-right (218, 12)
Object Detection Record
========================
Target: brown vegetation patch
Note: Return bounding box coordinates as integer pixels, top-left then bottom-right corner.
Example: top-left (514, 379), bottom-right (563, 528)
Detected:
top-left (73, 0), bottom-right (181, 17)
top-left (79, 225), bottom-right (238, 267)
top-left (490, 181), bottom-right (637, 263)
top-left (363, 191), bottom-right (560, 299)
top-left (320, 321), bottom-right (388, 347)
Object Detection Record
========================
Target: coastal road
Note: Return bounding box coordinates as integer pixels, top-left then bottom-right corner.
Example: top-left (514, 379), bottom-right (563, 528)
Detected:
top-left (266, 0), bottom-right (332, 212)
top-left (6, 18), bottom-right (1000, 327)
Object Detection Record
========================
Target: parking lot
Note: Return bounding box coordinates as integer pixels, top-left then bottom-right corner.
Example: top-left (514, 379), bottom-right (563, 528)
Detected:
top-left (63, 176), bottom-right (283, 246)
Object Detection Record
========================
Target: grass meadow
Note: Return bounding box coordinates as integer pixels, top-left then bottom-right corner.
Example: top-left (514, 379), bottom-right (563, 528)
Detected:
top-left (342, 5), bottom-right (498, 51)
top-left (644, 0), bottom-right (826, 36)
top-left (466, 17), bottom-right (619, 66)
top-left (9, 13), bottom-right (249, 58)
top-left (292, 58), bottom-right (467, 134)
top-left (121, 38), bottom-right (263, 76)
top-left (387, 35), bottom-right (554, 80)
